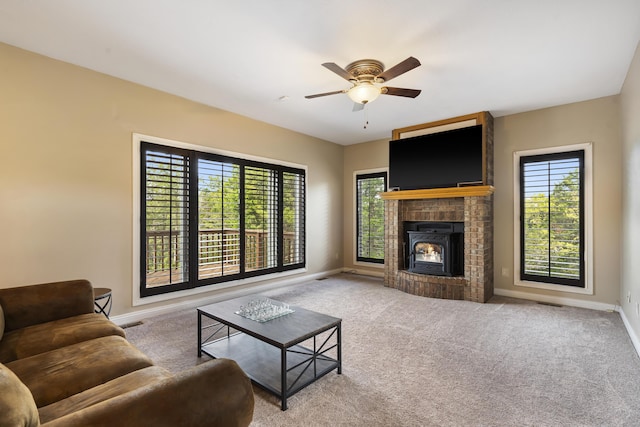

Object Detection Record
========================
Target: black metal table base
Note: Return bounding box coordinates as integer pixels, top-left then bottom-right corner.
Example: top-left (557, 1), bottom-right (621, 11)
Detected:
top-left (93, 288), bottom-right (112, 318)
top-left (198, 312), bottom-right (341, 410)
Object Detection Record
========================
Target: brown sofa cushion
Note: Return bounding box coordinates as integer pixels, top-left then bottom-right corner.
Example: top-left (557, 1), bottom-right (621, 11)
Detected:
top-left (38, 365), bottom-right (173, 423)
top-left (7, 335), bottom-right (154, 407)
top-left (42, 359), bottom-right (254, 427)
top-left (0, 313), bottom-right (125, 364)
top-left (0, 280), bottom-right (94, 332)
top-left (0, 363), bottom-right (39, 427)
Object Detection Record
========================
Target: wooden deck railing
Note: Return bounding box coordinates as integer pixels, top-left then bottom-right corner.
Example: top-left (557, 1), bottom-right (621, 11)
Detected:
top-left (145, 229), bottom-right (298, 286)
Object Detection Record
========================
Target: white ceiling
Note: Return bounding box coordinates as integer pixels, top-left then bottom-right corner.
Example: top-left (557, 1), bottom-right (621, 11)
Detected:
top-left (1, 1), bottom-right (639, 145)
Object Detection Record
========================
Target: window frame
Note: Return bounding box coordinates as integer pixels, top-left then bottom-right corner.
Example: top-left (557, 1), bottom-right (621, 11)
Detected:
top-left (513, 143), bottom-right (593, 295)
top-left (133, 134), bottom-right (307, 304)
top-left (354, 169), bottom-right (388, 266)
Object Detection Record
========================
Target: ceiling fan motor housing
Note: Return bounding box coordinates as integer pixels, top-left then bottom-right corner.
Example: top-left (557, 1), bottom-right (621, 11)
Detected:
top-left (345, 59), bottom-right (385, 83)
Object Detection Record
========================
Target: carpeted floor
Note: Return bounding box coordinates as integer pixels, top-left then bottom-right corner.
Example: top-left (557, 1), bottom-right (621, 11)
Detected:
top-left (125, 274), bottom-right (640, 426)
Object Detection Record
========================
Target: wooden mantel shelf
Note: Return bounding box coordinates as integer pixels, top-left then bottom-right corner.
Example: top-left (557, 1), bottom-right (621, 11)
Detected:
top-left (379, 185), bottom-right (494, 200)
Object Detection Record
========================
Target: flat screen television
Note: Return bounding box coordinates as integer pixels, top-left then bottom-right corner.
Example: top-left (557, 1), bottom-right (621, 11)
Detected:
top-left (388, 124), bottom-right (484, 190)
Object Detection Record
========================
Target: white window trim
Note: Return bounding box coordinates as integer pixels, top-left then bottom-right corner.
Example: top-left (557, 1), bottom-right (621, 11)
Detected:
top-left (132, 133), bottom-right (308, 306)
top-left (513, 142), bottom-right (593, 295)
top-left (353, 167), bottom-right (388, 268)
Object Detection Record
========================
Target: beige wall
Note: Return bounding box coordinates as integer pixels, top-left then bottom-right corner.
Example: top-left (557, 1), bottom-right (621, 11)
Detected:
top-left (343, 98), bottom-right (623, 307)
top-left (620, 42), bottom-right (640, 339)
top-left (0, 42), bottom-right (344, 316)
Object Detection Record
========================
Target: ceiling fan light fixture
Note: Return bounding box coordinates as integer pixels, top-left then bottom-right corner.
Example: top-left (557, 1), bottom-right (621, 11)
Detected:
top-left (347, 82), bottom-right (381, 104)
top-left (306, 57), bottom-right (421, 108)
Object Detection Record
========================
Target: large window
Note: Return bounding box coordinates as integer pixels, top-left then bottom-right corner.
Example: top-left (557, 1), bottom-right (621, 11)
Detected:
top-left (355, 171), bottom-right (387, 264)
top-left (140, 141), bottom-right (305, 297)
top-left (514, 144), bottom-right (592, 293)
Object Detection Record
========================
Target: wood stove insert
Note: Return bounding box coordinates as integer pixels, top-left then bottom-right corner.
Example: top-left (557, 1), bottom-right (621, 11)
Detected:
top-left (405, 221), bottom-right (464, 277)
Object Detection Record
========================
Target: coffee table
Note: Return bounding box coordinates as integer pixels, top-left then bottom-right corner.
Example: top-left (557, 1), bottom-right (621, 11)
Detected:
top-left (197, 295), bottom-right (342, 410)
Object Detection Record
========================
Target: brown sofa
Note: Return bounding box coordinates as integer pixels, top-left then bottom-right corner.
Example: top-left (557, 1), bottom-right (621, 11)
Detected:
top-left (0, 280), bottom-right (254, 426)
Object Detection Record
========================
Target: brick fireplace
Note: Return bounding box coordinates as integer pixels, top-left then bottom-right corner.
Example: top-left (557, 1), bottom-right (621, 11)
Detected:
top-left (381, 111), bottom-right (494, 303)
top-left (382, 188), bottom-right (493, 302)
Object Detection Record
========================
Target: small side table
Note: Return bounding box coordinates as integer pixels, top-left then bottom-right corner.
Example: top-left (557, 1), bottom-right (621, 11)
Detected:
top-left (94, 288), bottom-right (112, 318)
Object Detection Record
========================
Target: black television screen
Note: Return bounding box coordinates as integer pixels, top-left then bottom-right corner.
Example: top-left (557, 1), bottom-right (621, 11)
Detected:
top-left (389, 124), bottom-right (483, 190)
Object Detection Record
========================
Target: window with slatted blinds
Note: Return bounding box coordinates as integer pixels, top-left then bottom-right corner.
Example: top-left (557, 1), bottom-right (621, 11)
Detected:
top-left (356, 172), bottom-right (387, 263)
top-left (142, 148), bottom-right (190, 290)
top-left (244, 166), bottom-right (278, 272)
top-left (198, 159), bottom-right (240, 279)
top-left (283, 172), bottom-right (305, 266)
top-left (141, 142), bottom-right (305, 297)
top-left (519, 150), bottom-right (584, 287)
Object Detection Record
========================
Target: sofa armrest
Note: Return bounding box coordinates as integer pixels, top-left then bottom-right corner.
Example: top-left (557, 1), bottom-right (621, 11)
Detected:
top-left (43, 358), bottom-right (255, 427)
top-left (0, 280), bottom-right (95, 332)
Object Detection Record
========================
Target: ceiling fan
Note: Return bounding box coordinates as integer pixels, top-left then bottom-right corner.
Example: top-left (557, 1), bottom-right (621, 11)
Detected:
top-left (305, 57), bottom-right (422, 111)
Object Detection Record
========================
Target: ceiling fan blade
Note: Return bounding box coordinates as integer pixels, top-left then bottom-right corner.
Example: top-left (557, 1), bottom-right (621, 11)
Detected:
top-left (352, 102), bottom-right (365, 112)
top-left (305, 90), bottom-right (346, 99)
top-left (377, 57), bottom-right (421, 82)
top-left (322, 62), bottom-right (355, 81)
top-left (381, 87), bottom-right (422, 98)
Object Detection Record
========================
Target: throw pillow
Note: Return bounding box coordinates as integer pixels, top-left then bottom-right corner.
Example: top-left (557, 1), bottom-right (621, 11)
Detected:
top-left (0, 363), bottom-right (39, 427)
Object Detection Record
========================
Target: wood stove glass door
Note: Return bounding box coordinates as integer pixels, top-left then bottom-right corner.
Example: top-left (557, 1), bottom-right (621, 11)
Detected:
top-left (414, 242), bottom-right (443, 264)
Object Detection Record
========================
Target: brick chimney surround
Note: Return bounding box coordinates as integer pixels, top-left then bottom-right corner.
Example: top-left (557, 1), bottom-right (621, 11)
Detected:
top-left (381, 112), bottom-right (494, 303)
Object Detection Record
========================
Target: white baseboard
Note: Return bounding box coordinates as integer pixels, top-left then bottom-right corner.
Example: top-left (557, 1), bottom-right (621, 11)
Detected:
top-left (616, 306), bottom-right (640, 358)
top-left (493, 288), bottom-right (617, 312)
top-left (111, 268), bottom-right (343, 327)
